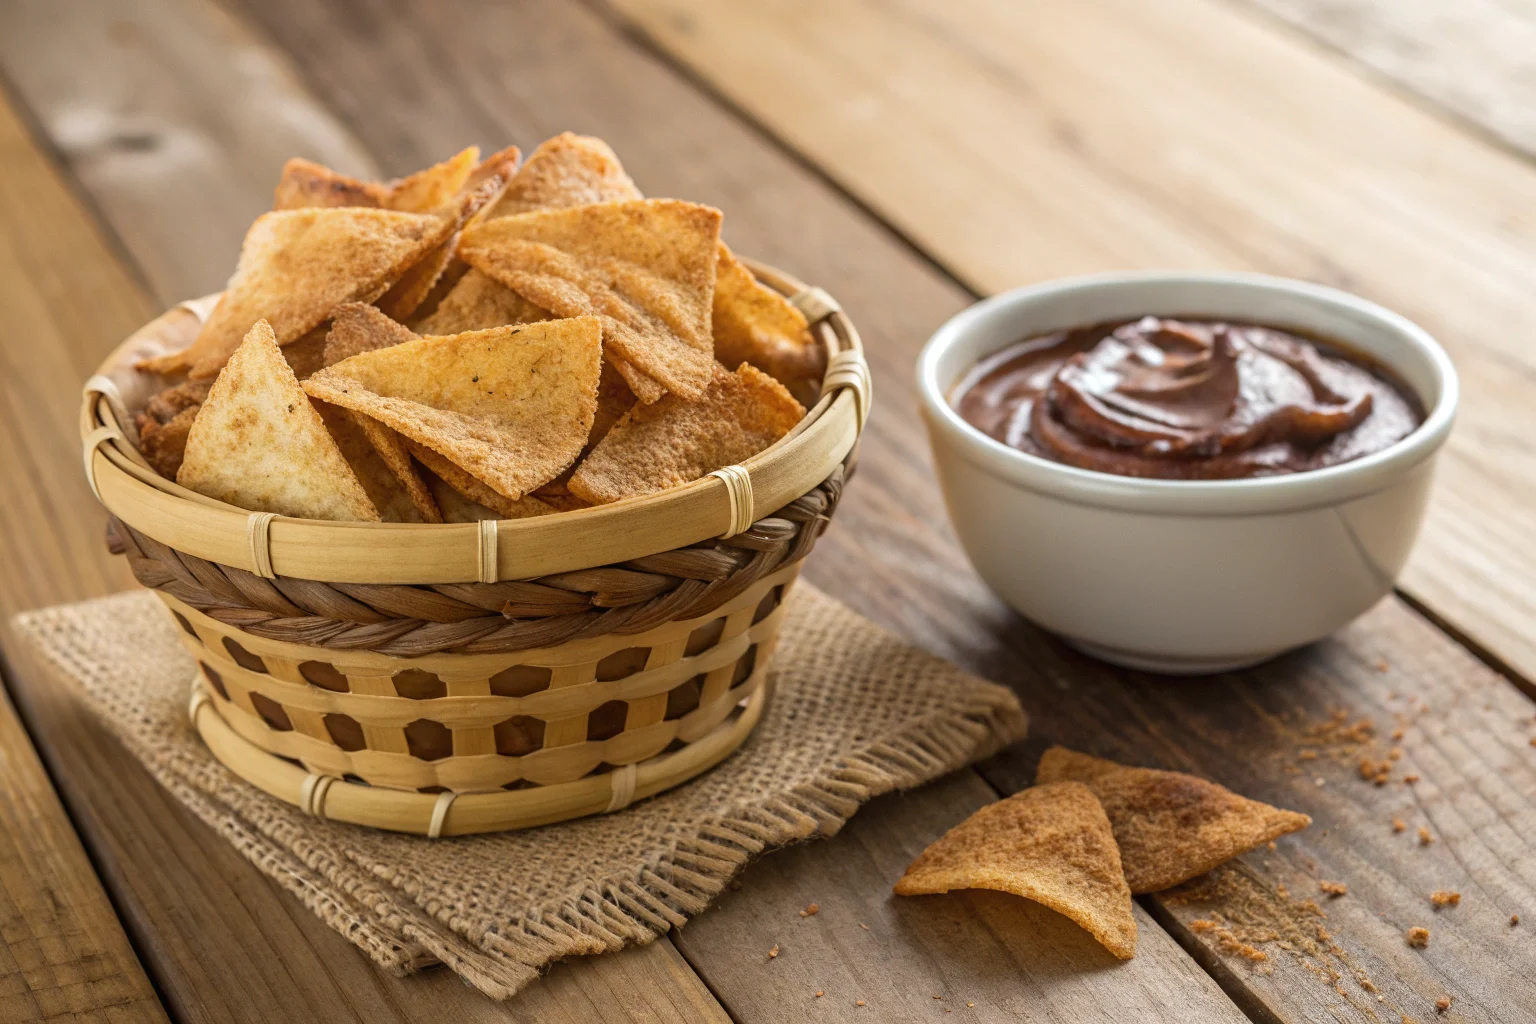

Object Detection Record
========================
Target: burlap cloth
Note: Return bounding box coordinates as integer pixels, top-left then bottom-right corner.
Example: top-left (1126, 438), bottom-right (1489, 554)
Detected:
top-left (10, 582), bottom-right (1026, 1000)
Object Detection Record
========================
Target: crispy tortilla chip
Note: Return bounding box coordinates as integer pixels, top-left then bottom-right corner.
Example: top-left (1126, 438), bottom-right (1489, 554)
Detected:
top-left (282, 326), bottom-right (329, 380)
top-left (412, 266), bottom-right (548, 335)
top-left (138, 405), bottom-right (198, 479)
top-left (383, 147), bottom-right (478, 214)
top-left (895, 782), bottom-right (1138, 959)
top-left (569, 363), bottom-right (802, 505)
top-left (142, 378), bottom-right (211, 425)
top-left (324, 302), bottom-right (419, 366)
top-left (1036, 747), bottom-right (1312, 893)
top-left (485, 132), bottom-right (639, 219)
top-left (315, 403), bottom-right (432, 523)
top-left (302, 318), bottom-right (603, 501)
top-left (140, 208), bottom-right (452, 379)
top-left (426, 472), bottom-right (502, 523)
top-left (714, 244), bottom-right (824, 388)
top-left (460, 199), bottom-right (721, 400)
top-left (407, 441), bottom-right (557, 520)
top-left (177, 320), bottom-right (379, 521)
top-left (272, 158), bottom-right (385, 210)
top-left (349, 412), bottom-right (442, 523)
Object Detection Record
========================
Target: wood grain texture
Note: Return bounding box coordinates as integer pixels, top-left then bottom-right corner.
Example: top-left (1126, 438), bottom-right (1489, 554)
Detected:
top-left (608, 0), bottom-right (1536, 688)
top-left (1240, 0), bottom-right (1536, 158)
top-left (675, 772), bottom-right (1247, 1023)
top-left (0, 0), bottom-right (380, 304)
top-left (0, 21), bottom-right (728, 1024)
top-left (0, 683), bottom-right (167, 1024)
top-left (216, 0), bottom-right (1536, 1020)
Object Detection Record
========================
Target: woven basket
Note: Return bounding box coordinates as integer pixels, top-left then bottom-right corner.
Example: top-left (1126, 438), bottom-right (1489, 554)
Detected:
top-left (80, 260), bottom-right (868, 835)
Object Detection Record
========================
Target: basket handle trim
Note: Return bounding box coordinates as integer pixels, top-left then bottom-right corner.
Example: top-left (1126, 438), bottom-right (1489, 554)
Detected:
top-left (707, 465), bottom-right (754, 538)
top-left (82, 424), bottom-right (124, 502)
top-left (188, 675), bottom-right (212, 725)
top-left (428, 791), bottom-right (457, 838)
top-left (790, 286), bottom-right (840, 323)
top-left (824, 349), bottom-right (871, 431)
top-left (247, 513), bottom-right (278, 579)
top-left (477, 519), bottom-right (499, 583)
top-left (605, 762), bottom-right (639, 813)
top-left (300, 772), bottom-right (339, 820)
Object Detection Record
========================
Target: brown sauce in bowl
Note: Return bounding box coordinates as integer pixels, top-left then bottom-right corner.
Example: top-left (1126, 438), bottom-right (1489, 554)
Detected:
top-left (951, 316), bottom-right (1424, 480)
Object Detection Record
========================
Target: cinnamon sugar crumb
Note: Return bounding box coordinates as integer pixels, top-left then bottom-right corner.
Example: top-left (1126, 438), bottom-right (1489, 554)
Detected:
top-left (799, 903), bottom-right (819, 917)
top-left (1391, 727), bottom-right (1405, 741)
top-left (1267, 841), bottom-right (1277, 851)
top-left (855, 999), bottom-right (866, 1007)
top-left (1404, 774), bottom-right (1420, 784)
top-left (814, 991), bottom-right (823, 998)
top-left (768, 944), bottom-right (779, 959)
top-left (1406, 926), bottom-right (1430, 948)
top-left (1511, 914), bottom-right (1520, 926)
top-left (1393, 817), bottom-right (1408, 833)
top-left (1436, 996), bottom-right (1452, 1013)
top-left (1529, 737), bottom-right (1536, 748)
top-left (967, 1002), bottom-right (975, 1008)
top-left (1430, 891), bottom-right (1460, 908)
top-left (1320, 881), bottom-right (1348, 897)
top-left (1418, 826), bottom-right (1435, 845)
top-left (1388, 747), bottom-right (1403, 761)
top-left (1190, 919), bottom-right (1218, 933)
top-left (1376, 658), bottom-right (1389, 672)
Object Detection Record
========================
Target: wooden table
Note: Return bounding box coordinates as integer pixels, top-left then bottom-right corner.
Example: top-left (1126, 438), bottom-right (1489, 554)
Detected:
top-left (1, 1), bottom-right (1533, 1021)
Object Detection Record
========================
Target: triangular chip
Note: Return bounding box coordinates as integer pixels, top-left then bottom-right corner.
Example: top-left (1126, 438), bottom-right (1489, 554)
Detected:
top-left (272, 158), bottom-right (386, 210)
top-left (177, 320), bottom-right (379, 521)
top-left (302, 318), bottom-right (603, 501)
top-left (349, 412), bottom-right (442, 523)
top-left (282, 326), bottom-right (329, 380)
top-left (406, 441), bottom-right (557, 520)
top-left (426, 472), bottom-right (500, 523)
top-left (412, 264), bottom-right (548, 335)
top-left (323, 302), bottom-right (420, 367)
top-left (714, 244), bottom-right (824, 388)
top-left (1036, 747), bottom-right (1312, 893)
top-left (458, 199), bottom-right (722, 400)
top-left (568, 363), bottom-right (802, 505)
top-left (141, 208), bottom-right (452, 379)
top-left (383, 147), bottom-right (479, 214)
top-left (485, 132), bottom-right (640, 219)
top-left (315, 403), bottom-right (433, 523)
top-left (894, 782), bottom-right (1138, 959)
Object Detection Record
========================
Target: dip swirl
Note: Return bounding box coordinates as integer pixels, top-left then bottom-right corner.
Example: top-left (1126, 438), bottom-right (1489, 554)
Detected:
top-left (952, 317), bottom-right (1422, 480)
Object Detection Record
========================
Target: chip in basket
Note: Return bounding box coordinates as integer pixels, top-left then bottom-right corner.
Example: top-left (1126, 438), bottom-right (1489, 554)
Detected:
top-left (177, 320), bottom-right (379, 521)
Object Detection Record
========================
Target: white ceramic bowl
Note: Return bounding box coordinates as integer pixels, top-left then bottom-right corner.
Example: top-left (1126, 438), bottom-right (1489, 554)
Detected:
top-left (917, 272), bottom-right (1458, 674)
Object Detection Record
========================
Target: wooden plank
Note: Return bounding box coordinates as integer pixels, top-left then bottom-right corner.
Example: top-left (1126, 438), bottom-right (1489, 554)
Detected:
top-left (675, 772), bottom-right (1246, 1023)
top-left (0, 0), bottom-right (379, 305)
top-left (232, 1), bottom-right (1536, 1020)
top-left (0, 682), bottom-right (167, 1024)
top-left (0, 31), bottom-right (727, 1024)
top-left (1240, 0), bottom-right (1536, 158)
top-left (105, 0), bottom-right (1254, 1018)
top-left (608, 0), bottom-right (1536, 688)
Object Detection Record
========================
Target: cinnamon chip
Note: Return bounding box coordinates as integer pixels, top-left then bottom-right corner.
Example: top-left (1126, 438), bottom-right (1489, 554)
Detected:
top-left (713, 244), bottom-right (823, 388)
top-left (459, 199), bottom-right (722, 400)
top-left (406, 441), bottom-right (557, 520)
top-left (348, 412), bottom-right (442, 524)
top-left (413, 267), bottom-right (548, 336)
top-left (303, 318), bottom-right (602, 501)
top-left (323, 302), bottom-right (420, 367)
top-left (1036, 747), bottom-right (1312, 893)
top-left (141, 208), bottom-right (452, 379)
top-left (272, 158), bottom-right (386, 210)
top-left (894, 782), bottom-right (1138, 959)
top-left (138, 405), bottom-right (198, 479)
top-left (315, 404), bottom-right (435, 523)
top-left (568, 364), bottom-right (803, 505)
top-left (383, 147), bottom-right (480, 214)
top-left (485, 132), bottom-right (640, 218)
top-left (177, 320), bottom-right (378, 521)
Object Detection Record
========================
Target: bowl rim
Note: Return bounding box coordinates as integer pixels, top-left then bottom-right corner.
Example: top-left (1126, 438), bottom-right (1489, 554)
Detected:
top-left (916, 270), bottom-right (1458, 516)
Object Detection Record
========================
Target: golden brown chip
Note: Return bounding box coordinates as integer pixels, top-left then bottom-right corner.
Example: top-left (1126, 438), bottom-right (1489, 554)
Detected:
top-left (425, 472), bottom-right (501, 523)
top-left (302, 318), bottom-right (602, 501)
top-left (383, 146), bottom-right (478, 213)
top-left (139, 208), bottom-right (452, 379)
top-left (406, 441), bottom-right (557, 520)
top-left (894, 782), bottom-right (1138, 959)
top-left (141, 378), bottom-right (212, 425)
top-left (323, 302), bottom-right (419, 367)
top-left (349, 412), bottom-right (442, 523)
top-left (282, 326), bottom-right (329, 380)
top-left (458, 199), bottom-right (722, 400)
top-left (412, 266), bottom-right (548, 335)
top-left (568, 363), bottom-right (803, 505)
top-left (272, 158), bottom-right (386, 210)
top-left (713, 244), bottom-right (824, 388)
top-left (177, 320), bottom-right (379, 521)
top-left (315, 403), bottom-right (433, 523)
top-left (139, 405), bottom-right (198, 479)
top-left (1036, 747), bottom-right (1312, 893)
top-left (485, 132), bottom-right (640, 219)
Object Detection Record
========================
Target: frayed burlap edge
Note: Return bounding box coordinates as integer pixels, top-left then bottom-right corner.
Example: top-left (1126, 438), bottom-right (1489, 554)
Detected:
top-left (11, 599), bottom-right (1027, 1000)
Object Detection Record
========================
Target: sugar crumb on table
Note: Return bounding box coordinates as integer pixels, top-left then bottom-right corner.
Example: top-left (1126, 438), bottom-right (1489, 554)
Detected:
top-left (1406, 926), bottom-right (1430, 948)
top-left (1418, 826), bottom-right (1435, 845)
top-left (1430, 890), bottom-right (1460, 908)
top-left (1393, 817), bottom-right (1407, 833)
top-left (1319, 880), bottom-right (1348, 897)
top-left (1436, 995), bottom-right (1453, 1013)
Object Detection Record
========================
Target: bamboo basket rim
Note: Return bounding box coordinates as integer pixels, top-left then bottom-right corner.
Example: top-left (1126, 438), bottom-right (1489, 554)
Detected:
top-left (81, 258), bottom-right (867, 585)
